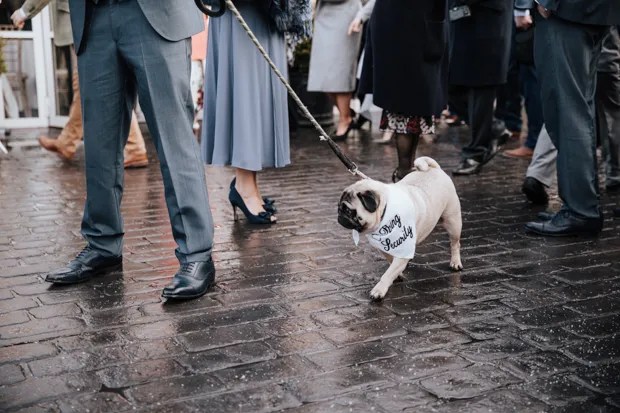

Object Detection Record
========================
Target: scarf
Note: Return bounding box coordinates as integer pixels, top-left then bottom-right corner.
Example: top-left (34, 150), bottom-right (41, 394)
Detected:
top-left (268, 0), bottom-right (312, 38)
top-left (354, 186), bottom-right (417, 260)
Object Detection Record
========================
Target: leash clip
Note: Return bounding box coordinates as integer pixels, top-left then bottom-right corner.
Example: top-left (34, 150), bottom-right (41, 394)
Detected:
top-left (195, 0), bottom-right (226, 17)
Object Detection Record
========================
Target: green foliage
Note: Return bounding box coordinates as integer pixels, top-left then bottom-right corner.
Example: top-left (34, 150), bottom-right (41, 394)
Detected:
top-left (292, 37), bottom-right (311, 73)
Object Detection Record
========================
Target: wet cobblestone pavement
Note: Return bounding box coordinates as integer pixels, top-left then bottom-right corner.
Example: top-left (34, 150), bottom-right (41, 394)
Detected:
top-left (0, 124), bottom-right (619, 412)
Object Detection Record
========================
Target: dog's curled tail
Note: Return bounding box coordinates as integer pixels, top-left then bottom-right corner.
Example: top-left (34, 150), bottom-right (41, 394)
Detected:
top-left (414, 157), bottom-right (441, 172)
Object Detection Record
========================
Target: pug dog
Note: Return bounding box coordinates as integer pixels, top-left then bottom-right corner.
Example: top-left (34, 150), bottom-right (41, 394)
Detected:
top-left (337, 157), bottom-right (463, 300)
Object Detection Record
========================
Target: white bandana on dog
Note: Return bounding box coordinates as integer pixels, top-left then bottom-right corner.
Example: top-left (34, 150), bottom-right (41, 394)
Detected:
top-left (352, 186), bottom-right (417, 259)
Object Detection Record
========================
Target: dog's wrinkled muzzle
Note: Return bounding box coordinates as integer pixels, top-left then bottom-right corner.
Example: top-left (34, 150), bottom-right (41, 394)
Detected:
top-left (338, 204), bottom-right (364, 231)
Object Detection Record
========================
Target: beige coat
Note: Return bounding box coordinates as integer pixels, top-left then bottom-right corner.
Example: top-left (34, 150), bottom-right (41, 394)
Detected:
top-left (22, 0), bottom-right (73, 47)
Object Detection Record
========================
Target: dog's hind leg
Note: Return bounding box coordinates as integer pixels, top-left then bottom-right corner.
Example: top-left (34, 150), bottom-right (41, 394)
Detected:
top-left (370, 257), bottom-right (409, 300)
top-left (442, 198), bottom-right (463, 271)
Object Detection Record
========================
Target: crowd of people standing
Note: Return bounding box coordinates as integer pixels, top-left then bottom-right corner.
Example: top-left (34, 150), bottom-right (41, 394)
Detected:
top-left (6, 0), bottom-right (620, 300)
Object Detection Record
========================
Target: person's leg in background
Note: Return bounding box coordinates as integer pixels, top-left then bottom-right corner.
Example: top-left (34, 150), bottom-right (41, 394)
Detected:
top-left (453, 85), bottom-right (499, 175)
top-left (38, 47), bottom-right (83, 160)
top-left (495, 24), bottom-right (523, 137)
top-left (522, 125), bottom-right (555, 204)
top-left (504, 63), bottom-right (544, 158)
top-left (596, 37), bottom-right (620, 191)
top-left (447, 85), bottom-right (468, 122)
top-left (525, 15), bottom-right (607, 236)
top-left (39, 46), bottom-right (148, 168)
top-left (123, 116), bottom-right (149, 168)
top-left (329, 92), bottom-right (354, 138)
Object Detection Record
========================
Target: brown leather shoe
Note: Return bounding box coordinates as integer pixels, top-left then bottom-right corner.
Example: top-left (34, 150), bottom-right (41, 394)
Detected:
top-left (39, 136), bottom-right (76, 161)
top-left (502, 146), bottom-right (534, 159)
top-left (124, 151), bottom-right (149, 169)
top-left (56, 145), bottom-right (77, 161)
top-left (38, 136), bottom-right (59, 153)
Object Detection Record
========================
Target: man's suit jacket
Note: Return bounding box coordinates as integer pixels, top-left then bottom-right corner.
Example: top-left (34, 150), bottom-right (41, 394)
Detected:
top-left (538, 0), bottom-right (620, 25)
top-left (68, 0), bottom-right (205, 54)
top-left (21, 0), bottom-right (73, 46)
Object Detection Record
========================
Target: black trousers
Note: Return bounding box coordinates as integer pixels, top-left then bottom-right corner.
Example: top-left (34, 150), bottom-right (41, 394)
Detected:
top-left (449, 85), bottom-right (498, 160)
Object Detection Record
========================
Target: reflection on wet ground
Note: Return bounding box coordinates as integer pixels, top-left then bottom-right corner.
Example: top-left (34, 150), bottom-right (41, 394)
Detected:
top-left (0, 125), bottom-right (619, 411)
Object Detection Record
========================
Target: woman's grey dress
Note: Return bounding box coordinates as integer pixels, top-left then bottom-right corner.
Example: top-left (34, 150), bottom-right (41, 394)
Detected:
top-left (202, 3), bottom-right (290, 171)
top-left (307, 0), bottom-right (362, 93)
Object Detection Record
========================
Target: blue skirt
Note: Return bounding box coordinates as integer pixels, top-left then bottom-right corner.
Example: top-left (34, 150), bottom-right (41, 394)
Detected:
top-left (201, 3), bottom-right (290, 171)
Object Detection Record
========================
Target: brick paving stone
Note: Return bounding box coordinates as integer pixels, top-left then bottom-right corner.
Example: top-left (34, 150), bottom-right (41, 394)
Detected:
top-left (371, 350), bottom-right (472, 381)
top-left (305, 341), bottom-right (397, 371)
top-left (190, 384), bottom-right (302, 412)
top-left (28, 346), bottom-right (129, 377)
top-left (0, 364), bottom-right (26, 386)
top-left (1, 126), bottom-right (619, 411)
top-left (127, 373), bottom-right (225, 406)
top-left (564, 314), bottom-right (620, 338)
top-left (385, 328), bottom-right (471, 354)
top-left (286, 365), bottom-right (388, 403)
top-left (518, 374), bottom-right (598, 407)
top-left (430, 389), bottom-right (549, 413)
top-left (0, 342), bottom-right (58, 365)
top-left (56, 393), bottom-right (133, 413)
top-left (457, 317), bottom-right (522, 340)
top-left (264, 331), bottom-right (336, 356)
top-left (0, 310), bottom-right (30, 327)
top-left (456, 337), bottom-right (534, 362)
top-left (280, 394), bottom-right (375, 413)
top-left (177, 342), bottom-right (276, 374)
top-left (213, 355), bottom-right (320, 388)
top-left (571, 364), bottom-right (620, 395)
top-left (362, 383), bottom-right (437, 411)
top-left (500, 351), bottom-right (584, 381)
top-left (419, 363), bottom-right (521, 400)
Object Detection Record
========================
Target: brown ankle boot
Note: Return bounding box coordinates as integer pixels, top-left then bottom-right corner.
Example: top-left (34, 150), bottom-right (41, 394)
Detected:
top-left (124, 113), bottom-right (149, 169)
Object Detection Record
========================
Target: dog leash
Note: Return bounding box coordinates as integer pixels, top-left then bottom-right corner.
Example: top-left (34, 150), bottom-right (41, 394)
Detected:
top-left (195, 0), bottom-right (369, 180)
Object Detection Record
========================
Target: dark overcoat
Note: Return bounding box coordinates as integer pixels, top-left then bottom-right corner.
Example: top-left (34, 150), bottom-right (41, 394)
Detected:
top-left (359, 0), bottom-right (449, 116)
top-left (448, 0), bottom-right (513, 87)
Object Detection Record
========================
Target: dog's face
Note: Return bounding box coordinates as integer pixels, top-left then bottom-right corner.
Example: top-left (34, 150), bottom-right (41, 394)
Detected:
top-left (337, 181), bottom-right (384, 233)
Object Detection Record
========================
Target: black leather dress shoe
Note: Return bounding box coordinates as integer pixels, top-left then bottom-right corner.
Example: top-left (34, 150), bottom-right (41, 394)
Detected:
top-left (161, 259), bottom-right (215, 300)
top-left (525, 211), bottom-right (603, 237)
top-left (537, 211), bottom-right (555, 221)
top-left (522, 177), bottom-right (549, 205)
top-left (453, 158), bottom-right (483, 175)
top-left (45, 245), bottom-right (122, 284)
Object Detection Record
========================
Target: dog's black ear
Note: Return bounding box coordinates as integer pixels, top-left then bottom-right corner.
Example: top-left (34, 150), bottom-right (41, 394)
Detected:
top-left (357, 190), bottom-right (378, 213)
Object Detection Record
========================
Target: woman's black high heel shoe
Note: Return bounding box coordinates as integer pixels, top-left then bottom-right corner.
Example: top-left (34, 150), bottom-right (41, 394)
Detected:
top-left (230, 178), bottom-right (277, 213)
top-left (352, 115), bottom-right (372, 130)
top-left (334, 120), bottom-right (354, 141)
top-left (229, 185), bottom-right (275, 224)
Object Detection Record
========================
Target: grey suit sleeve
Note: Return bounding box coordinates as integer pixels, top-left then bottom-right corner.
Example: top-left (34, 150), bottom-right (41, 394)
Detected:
top-left (355, 0), bottom-right (375, 22)
top-left (21, 0), bottom-right (53, 19)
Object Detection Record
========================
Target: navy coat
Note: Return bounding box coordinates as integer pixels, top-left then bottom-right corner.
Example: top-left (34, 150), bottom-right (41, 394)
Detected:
top-left (359, 0), bottom-right (449, 116)
top-left (448, 0), bottom-right (513, 87)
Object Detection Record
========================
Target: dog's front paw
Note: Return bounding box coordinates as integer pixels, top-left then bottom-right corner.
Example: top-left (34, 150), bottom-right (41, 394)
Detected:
top-left (370, 283), bottom-right (389, 300)
top-left (450, 259), bottom-right (463, 271)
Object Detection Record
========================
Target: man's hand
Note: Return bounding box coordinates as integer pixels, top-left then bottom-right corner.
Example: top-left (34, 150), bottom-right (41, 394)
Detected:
top-left (515, 14), bottom-right (533, 29)
top-left (347, 18), bottom-right (363, 36)
top-left (537, 4), bottom-right (551, 19)
top-left (11, 9), bottom-right (27, 29)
